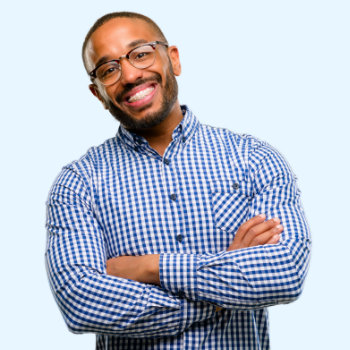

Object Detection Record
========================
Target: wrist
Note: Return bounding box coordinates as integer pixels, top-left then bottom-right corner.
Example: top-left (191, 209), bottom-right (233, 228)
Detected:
top-left (141, 254), bottom-right (160, 285)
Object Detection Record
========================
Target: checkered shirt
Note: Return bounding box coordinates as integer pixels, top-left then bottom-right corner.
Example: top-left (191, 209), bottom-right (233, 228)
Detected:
top-left (45, 106), bottom-right (311, 349)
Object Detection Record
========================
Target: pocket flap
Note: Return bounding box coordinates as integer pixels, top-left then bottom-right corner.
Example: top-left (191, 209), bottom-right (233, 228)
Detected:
top-left (210, 179), bottom-right (247, 195)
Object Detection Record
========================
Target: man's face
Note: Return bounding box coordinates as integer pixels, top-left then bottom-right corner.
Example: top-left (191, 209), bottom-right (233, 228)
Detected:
top-left (85, 18), bottom-right (181, 130)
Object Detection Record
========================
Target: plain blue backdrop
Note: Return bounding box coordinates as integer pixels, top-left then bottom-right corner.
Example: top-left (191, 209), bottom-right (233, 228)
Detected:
top-left (1, 0), bottom-right (349, 348)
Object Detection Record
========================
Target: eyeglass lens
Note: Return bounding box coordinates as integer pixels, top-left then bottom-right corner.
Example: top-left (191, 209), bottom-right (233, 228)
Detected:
top-left (96, 44), bottom-right (156, 85)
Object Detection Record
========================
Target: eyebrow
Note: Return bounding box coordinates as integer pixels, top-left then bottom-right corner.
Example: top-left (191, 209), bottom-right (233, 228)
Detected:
top-left (95, 55), bottom-right (111, 69)
top-left (126, 39), bottom-right (148, 49)
top-left (93, 39), bottom-right (149, 69)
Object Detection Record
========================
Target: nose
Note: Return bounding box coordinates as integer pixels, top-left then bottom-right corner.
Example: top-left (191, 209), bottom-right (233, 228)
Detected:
top-left (119, 58), bottom-right (144, 85)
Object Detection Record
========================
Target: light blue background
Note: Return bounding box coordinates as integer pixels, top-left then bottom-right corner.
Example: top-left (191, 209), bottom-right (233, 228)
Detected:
top-left (1, 0), bottom-right (349, 348)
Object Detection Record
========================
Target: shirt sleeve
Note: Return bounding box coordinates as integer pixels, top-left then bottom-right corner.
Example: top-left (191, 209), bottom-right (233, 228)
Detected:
top-left (45, 165), bottom-right (216, 337)
top-left (159, 139), bottom-right (311, 309)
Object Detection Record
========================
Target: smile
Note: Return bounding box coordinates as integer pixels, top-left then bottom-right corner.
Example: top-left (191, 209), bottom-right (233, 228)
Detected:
top-left (124, 83), bottom-right (157, 108)
top-left (128, 86), bottom-right (155, 102)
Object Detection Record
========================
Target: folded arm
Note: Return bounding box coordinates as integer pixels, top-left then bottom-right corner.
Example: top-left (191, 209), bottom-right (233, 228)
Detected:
top-left (159, 141), bottom-right (311, 309)
top-left (106, 214), bottom-right (284, 285)
top-left (45, 165), bottom-right (216, 337)
top-left (107, 141), bottom-right (311, 310)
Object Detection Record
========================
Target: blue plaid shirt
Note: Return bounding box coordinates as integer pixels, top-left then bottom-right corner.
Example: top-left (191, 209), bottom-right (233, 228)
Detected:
top-left (46, 106), bottom-right (311, 349)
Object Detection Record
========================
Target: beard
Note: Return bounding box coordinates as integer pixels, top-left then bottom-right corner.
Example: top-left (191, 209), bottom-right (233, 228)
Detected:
top-left (105, 66), bottom-right (178, 131)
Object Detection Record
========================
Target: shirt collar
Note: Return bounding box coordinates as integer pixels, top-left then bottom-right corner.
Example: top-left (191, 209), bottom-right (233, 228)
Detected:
top-left (116, 105), bottom-right (199, 149)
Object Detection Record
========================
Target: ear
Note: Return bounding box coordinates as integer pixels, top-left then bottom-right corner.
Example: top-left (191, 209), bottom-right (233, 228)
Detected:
top-left (168, 46), bottom-right (181, 76)
top-left (89, 84), bottom-right (108, 109)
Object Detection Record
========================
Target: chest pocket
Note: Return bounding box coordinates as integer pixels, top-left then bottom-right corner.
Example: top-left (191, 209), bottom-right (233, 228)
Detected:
top-left (209, 179), bottom-right (251, 233)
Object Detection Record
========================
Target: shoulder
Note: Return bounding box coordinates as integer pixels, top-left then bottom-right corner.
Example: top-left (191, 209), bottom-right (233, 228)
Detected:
top-left (198, 122), bottom-right (271, 156)
top-left (198, 123), bottom-right (293, 176)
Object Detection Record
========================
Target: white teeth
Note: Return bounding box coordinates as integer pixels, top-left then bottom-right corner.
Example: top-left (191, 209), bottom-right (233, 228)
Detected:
top-left (128, 86), bottom-right (154, 102)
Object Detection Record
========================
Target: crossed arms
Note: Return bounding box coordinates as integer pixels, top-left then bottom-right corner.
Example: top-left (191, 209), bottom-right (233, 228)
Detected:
top-left (45, 143), bottom-right (311, 337)
top-left (106, 214), bottom-right (283, 285)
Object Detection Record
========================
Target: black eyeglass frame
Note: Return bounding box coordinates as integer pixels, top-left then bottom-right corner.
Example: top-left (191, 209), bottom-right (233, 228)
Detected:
top-left (88, 41), bottom-right (169, 84)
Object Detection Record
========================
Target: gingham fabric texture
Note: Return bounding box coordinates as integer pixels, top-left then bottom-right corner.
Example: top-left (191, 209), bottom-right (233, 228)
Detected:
top-left (45, 106), bottom-right (311, 349)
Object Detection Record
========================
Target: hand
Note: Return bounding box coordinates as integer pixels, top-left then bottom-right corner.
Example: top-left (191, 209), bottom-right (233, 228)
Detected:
top-left (106, 255), bottom-right (160, 285)
top-left (227, 214), bottom-right (283, 251)
top-left (213, 215), bottom-right (283, 313)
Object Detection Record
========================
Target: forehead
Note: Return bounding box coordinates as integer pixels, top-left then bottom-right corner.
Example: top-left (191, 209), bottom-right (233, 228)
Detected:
top-left (85, 18), bottom-right (159, 68)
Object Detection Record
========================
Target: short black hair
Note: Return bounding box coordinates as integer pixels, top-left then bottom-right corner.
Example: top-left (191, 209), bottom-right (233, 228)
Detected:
top-left (82, 11), bottom-right (168, 72)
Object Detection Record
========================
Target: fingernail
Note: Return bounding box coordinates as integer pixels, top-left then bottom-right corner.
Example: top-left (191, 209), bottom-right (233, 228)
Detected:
top-left (258, 214), bottom-right (266, 218)
top-left (276, 224), bottom-right (283, 230)
top-left (273, 234), bottom-right (280, 241)
top-left (272, 218), bottom-right (280, 223)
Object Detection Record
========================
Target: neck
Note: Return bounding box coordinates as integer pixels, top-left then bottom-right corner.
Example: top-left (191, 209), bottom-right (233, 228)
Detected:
top-left (127, 103), bottom-right (183, 156)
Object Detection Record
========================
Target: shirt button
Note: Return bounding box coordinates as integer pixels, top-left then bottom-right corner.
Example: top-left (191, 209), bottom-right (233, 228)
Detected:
top-left (176, 234), bottom-right (183, 242)
top-left (178, 291), bottom-right (185, 298)
top-left (170, 193), bottom-right (177, 201)
top-left (232, 182), bottom-right (240, 189)
top-left (164, 158), bottom-right (170, 165)
top-left (182, 136), bottom-right (187, 143)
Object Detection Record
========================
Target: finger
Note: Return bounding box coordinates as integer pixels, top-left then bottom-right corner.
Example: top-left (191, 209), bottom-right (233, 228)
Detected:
top-left (266, 233), bottom-right (282, 245)
top-left (248, 224), bottom-right (283, 247)
top-left (234, 214), bottom-right (266, 241)
top-left (242, 218), bottom-right (281, 246)
top-left (227, 214), bottom-right (267, 251)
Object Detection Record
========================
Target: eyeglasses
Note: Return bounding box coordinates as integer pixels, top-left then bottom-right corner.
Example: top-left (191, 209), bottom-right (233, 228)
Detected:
top-left (89, 41), bottom-right (168, 86)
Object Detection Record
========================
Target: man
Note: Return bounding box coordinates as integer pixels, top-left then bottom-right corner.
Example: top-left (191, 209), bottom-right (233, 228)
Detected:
top-left (45, 11), bottom-right (311, 349)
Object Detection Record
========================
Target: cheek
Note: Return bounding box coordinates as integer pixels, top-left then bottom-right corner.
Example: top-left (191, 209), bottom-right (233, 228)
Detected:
top-left (102, 86), bottom-right (119, 103)
top-left (152, 56), bottom-right (171, 84)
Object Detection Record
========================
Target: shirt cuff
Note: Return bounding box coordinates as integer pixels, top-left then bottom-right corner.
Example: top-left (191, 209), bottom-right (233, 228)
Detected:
top-left (159, 253), bottom-right (198, 300)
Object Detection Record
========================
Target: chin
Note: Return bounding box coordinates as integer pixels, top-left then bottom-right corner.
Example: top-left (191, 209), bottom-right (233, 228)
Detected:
top-left (107, 101), bottom-right (173, 130)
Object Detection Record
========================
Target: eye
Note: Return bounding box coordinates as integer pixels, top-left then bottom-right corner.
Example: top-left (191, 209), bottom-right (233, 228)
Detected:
top-left (134, 51), bottom-right (152, 61)
top-left (103, 67), bottom-right (116, 77)
top-left (97, 62), bottom-right (120, 79)
top-left (130, 45), bottom-right (155, 64)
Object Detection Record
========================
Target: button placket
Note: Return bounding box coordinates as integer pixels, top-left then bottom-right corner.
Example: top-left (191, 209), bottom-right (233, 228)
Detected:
top-left (162, 144), bottom-right (186, 250)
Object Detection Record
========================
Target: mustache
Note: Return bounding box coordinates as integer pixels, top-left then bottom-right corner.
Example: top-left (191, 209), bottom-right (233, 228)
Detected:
top-left (116, 73), bottom-right (162, 102)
